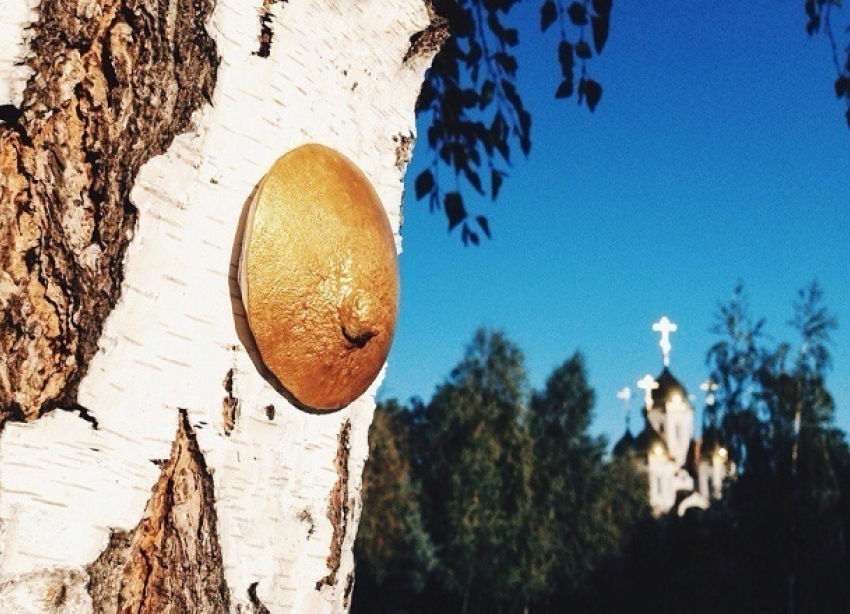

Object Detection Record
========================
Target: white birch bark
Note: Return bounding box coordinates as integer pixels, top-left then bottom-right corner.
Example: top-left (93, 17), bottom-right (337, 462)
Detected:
top-left (0, 0), bottom-right (442, 611)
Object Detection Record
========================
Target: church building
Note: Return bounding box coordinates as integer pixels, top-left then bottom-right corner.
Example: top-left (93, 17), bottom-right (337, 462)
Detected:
top-left (613, 317), bottom-right (735, 516)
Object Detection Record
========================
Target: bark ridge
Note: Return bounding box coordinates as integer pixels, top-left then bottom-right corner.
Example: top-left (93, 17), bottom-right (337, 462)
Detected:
top-left (87, 408), bottom-right (230, 613)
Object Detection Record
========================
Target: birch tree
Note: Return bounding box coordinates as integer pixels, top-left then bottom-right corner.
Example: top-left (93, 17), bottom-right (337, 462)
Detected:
top-left (0, 0), bottom-right (445, 611)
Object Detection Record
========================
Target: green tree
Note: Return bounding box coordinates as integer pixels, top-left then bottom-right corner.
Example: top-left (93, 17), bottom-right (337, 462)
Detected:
top-left (354, 399), bottom-right (436, 613)
top-left (527, 353), bottom-right (648, 610)
top-left (419, 328), bottom-right (534, 613)
top-left (706, 281), bottom-right (850, 612)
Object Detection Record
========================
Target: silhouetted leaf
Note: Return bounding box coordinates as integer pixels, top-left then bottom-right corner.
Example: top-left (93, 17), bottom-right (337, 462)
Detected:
top-left (805, 0), bottom-right (819, 35)
top-left (582, 78), bottom-right (602, 111)
top-left (480, 80), bottom-right (496, 108)
top-left (487, 12), bottom-right (504, 39)
top-left (469, 231), bottom-right (480, 245)
top-left (591, 17), bottom-right (609, 53)
top-left (591, 0), bottom-right (612, 53)
top-left (504, 28), bottom-right (519, 47)
top-left (807, 14), bottom-right (820, 35)
top-left (592, 0), bottom-right (612, 18)
top-left (467, 41), bottom-right (483, 66)
top-left (558, 42), bottom-right (574, 79)
top-left (464, 168), bottom-right (484, 195)
top-left (445, 192), bottom-right (467, 231)
top-left (835, 75), bottom-right (850, 98)
top-left (576, 41), bottom-right (592, 59)
top-left (427, 123), bottom-right (440, 147)
top-left (439, 144), bottom-right (452, 164)
top-left (415, 170), bottom-right (434, 200)
top-left (477, 216), bottom-right (491, 238)
top-left (519, 109), bottom-right (531, 134)
top-left (495, 53), bottom-right (518, 76)
top-left (846, 107), bottom-right (850, 128)
top-left (567, 2), bottom-right (588, 26)
top-left (491, 170), bottom-right (504, 199)
top-left (541, 1), bottom-right (557, 32)
top-left (556, 79), bottom-right (574, 98)
top-left (502, 79), bottom-right (522, 111)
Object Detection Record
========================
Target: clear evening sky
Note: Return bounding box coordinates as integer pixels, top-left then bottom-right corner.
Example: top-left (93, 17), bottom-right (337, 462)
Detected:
top-left (381, 1), bottom-right (850, 443)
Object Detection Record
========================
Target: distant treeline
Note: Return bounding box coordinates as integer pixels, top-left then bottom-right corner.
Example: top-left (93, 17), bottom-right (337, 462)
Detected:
top-left (352, 282), bottom-right (850, 614)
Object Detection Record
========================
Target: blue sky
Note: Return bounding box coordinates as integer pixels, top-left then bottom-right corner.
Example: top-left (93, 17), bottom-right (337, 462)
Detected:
top-left (381, 1), bottom-right (850, 443)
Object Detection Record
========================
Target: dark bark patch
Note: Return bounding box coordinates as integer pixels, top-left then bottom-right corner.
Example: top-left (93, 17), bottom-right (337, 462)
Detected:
top-left (0, 0), bottom-right (219, 426)
top-left (343, 571), bottom-right (355, 610)
top-left (87, 408), bottom-right (230, 613)
top-left (255, 0), bottom-right (286, 58)
top-left (393, 131), bottom-right (415, 171)
top-left (403, 14), bottom-right (449, 64)
top-left (222, 368), bottom-right (240, 435)
top-left (316, 419), bottom-right (352, 590)
top-left (298, 507), bottom-right (316, 539)
top-left (264, 404), bottom-right (275, 421)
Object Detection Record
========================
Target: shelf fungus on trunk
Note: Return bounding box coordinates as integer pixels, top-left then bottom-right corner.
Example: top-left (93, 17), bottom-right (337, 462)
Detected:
top-left (239, 144), bottom-right (399, 412)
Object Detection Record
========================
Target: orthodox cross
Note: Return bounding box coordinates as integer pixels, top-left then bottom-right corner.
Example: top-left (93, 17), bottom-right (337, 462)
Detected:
top-left (652, 316), bottom-right (678, 367)
top-left (637, 374), bottom-right (659, 411)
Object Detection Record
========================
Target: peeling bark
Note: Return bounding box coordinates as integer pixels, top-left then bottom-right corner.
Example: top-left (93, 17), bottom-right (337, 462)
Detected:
top-left (403, 13), bottom-right (449, 64)
top-left (0, 0), bottom-right (218, 423)
top-left (87, 408), bottom-right (229, 613)
top-left (316, 418), bottom-right (352, 591)
top-left (394, 131), bottom-right (415, 171)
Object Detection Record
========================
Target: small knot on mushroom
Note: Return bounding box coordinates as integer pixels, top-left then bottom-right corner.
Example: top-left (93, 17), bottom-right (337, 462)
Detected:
top-left (342, 324), bottom-right (377, 348)
top-left (339, 291), bottom-right (377, 349)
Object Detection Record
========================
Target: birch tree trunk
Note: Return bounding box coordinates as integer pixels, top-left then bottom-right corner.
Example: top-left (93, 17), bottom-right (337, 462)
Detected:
top-left (0, 0), bottom-right (445, 611)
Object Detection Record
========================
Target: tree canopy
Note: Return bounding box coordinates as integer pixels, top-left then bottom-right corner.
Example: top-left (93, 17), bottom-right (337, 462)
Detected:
top-left (355, 284), bottom-right (850, 612)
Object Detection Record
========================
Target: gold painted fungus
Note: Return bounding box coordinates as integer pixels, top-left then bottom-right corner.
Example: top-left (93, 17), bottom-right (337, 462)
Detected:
top-left (239, 144), bottom-right (399, 412)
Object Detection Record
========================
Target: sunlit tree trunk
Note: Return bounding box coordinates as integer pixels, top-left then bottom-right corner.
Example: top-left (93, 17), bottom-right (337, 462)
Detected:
top-left (0, 0), bottom-right (443, 610)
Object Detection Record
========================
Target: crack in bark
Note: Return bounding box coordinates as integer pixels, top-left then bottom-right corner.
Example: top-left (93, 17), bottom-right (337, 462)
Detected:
top-left (246, 582), bottom-right (271, 614)
top-left (342, 570), bottom-right (355, 610)
top-left (316, 418), bottom-right (352, 591)
top-left (87, 408), bottom-right (230, 613)
top-left (222, 368), bottom-right (240, 435)
top-left (0, 0), bottom-right (219, 426)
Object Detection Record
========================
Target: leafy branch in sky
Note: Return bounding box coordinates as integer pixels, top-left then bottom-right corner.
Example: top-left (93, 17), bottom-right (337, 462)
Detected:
top-left (805, 0), bottom-right (850, 127)
top-left (416, 1), bottom-right (847, 246)
top-left (415, 0), bottom-right (612, 245)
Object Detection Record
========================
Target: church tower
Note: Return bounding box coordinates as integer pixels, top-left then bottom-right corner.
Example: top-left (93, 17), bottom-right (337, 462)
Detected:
top-left (613, 317), bottom-right (732, 516)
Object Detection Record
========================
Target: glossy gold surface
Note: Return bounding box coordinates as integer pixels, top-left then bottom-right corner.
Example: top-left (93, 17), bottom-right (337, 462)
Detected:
top-left (240, 144), bottom-right (399, 411)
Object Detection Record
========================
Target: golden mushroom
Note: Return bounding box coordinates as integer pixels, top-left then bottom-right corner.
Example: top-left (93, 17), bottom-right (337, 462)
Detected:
top-left (239, 144), bottom-right (399, 412)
